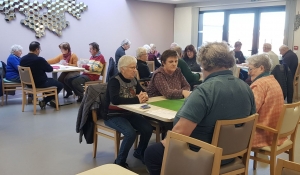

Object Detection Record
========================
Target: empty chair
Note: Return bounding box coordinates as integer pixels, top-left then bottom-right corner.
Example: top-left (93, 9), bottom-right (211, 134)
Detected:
top-left (276, 158), bottom-right (300, 175)
top-left (161, 131), bottom-right (222, 175)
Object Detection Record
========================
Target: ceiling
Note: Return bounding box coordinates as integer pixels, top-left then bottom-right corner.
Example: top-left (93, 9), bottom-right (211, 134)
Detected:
top-left (136, 0), bottom-right (208, 4)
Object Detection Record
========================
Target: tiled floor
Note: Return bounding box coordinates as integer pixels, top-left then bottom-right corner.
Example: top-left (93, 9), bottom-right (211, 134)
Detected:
top-left (0, 95), bottom-right (300, 175)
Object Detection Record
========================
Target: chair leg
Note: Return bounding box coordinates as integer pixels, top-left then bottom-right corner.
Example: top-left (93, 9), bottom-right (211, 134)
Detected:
top-left (33, 93), bottom-right (37, 115)
top-left (289, 147), bottom-right (295, 161)
top-left (93, 126), bottom-right (98, 158)
top-left (134, 134), bottom-right (139, 149)
top-left (1, 94), bottom-right (4, 106)
top-left (22, 92), bottom-right (26, 112)
top-left (54, 90), bottom-right (59, 111)
top-left (114, 132), bottom-right (121, 159)
top-left (253, 152), bottom-right (257, 170)
top-left (5, 92), bottom-right (8, 104)
top-left (269, 154), bottom-right (276, 175)
top-left (155, 126), bottom-right (160, 143)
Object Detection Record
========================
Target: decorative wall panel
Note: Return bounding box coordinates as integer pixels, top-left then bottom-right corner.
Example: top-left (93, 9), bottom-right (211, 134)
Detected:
top-left (0, 0), bottom-right (87, 38)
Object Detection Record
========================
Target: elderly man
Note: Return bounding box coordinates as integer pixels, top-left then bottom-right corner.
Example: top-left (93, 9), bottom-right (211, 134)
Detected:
top-left (20, 41), bottom-right (63, 109)
top-left (144, 42), bottom-right (256, 175)
top-left (170, 42), bottom-right (178, 49)
top-left (115, 39), bottom-right (131, 65)
top-left (263, 43), bottom-right (279, 71)
top-left (70, 42), bottom-right (105, 102)
top-left (279, 45), bottom-right (298, 78)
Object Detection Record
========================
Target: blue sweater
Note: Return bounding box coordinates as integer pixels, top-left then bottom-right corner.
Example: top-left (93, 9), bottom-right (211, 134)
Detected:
top-left (5, 54), bottom-right (21, 80)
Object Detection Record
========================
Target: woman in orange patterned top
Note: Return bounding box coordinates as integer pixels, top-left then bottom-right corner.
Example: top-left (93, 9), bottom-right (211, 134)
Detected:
top-left (248, 54), bottom-right (286, 148)
top-left (47, 42), bottom-right (79, 98)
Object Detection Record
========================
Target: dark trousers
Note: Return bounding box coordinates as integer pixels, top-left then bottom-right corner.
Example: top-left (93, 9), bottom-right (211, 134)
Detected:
top-left (37, 78), bottom-right (63, 103)
top-left (104, 113), bottom-right (153, 164)
top-left (58, 72), bottom-right (79, 94)
top-left (69, 75), bottom-right (90, 97)
top-left (145, 142), bottom-right (165, 175)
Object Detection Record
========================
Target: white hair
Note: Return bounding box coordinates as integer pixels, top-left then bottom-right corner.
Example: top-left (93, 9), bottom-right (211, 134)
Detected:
top-left (118, 55), bottom-right (137, 72)
top-left (263, 43), bottom-right (272, 50)
top-left (247, 54), bottom-right (272, 72)
top-left (279, 44), bottom-right (289, 51)
top-left (121, 39), bottom-right (131, 46)
top-left (143, 44), bottom-right (151, 53)
top-left (170, 42), bottom-right (178, 48)
top-left (150, 43), bottom-right (156, 49)
top-left (136, 47), bottom-right (147, 58)
top-left (11, 45), bottom-right (23, 54)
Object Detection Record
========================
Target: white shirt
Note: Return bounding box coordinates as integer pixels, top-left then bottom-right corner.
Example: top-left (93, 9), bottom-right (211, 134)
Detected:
top-left (266, 51), bottom-right (280, 71)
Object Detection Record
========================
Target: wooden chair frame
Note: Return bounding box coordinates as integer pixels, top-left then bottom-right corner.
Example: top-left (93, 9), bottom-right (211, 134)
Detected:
top-left (293, 63), bottom-right (300, 102)
top-left (276, 158), bottom-right (300, 175)
top-left (18, 66), bottom-right (59, 115)
top-left (92, 109), bottom-right (138, 158)
top-left (250, 101), bottom-right (300, 175)
top-left (1, 77), bottom-right (22, 105)
top-left (146, 61), bottom-right (155, 72)
top-left (84, 63), bottom-right (107, 91)
top-left (161, 131), bottom-right (223, 175)
top-left (211, 114), bottom-right (258, 175)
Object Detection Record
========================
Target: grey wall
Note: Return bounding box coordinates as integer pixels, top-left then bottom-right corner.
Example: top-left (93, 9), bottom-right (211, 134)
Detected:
top-left (0, 0), bottom-right (174, 63)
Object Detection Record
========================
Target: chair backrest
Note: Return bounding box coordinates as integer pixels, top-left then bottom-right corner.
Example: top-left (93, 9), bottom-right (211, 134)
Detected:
top-left (18, 66), bottom-right (36, 89)
top-left (161, 131), bottom-right (222, 175)
top-left (276, 158), bottom-right (300, 175)
top-left (100, 62), bottom-right (107, 83)
top-left (146, 61), bottom-right (155, 72)
top-left (211, 114), bottom-right (258, 160)
top-left (278, 101), bottom-right (300, 136)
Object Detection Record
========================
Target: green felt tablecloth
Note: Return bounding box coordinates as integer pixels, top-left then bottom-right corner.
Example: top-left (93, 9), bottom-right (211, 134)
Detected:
top-left (149, 99), bottom-right (185, 111)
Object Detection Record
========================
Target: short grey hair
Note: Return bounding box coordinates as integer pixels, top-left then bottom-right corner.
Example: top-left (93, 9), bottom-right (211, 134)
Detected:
top-left (150, 43), bottom-right (156, 49)
top-left (197, 42), bottom-right (235, 71)
top-left (136, 47), bottom-right (147, 59)
top-left (11, 45), bottom-right (23, 54)
top-left (279, 44), bottom-right (289, 51)
top-left (143, 44), bottom-right (151, 53)
top-left (247, 54), bottom-right (272, 72)
top-left (121, 39), bottom-right (131, 46)
top-left (170, 42), bottom-right (178, 48)
top-left (118, 55), bottom-right (137, 72)
top-left (263, 43), bottom-right (272, 50)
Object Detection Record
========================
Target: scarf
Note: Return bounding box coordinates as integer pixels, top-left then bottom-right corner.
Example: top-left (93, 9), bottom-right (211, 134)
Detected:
top-left (63, 51), bottom-right (71, 63)
top-left (252, 72), bottom-right (270, 83)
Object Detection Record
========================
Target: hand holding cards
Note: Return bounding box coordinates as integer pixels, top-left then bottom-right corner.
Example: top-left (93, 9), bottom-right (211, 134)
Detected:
top-left (137, 92), bottom-right (149, 103)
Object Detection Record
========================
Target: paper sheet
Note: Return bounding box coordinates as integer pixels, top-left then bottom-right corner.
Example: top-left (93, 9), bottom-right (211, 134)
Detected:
top-left (145, 109), bottom-right (176, 119)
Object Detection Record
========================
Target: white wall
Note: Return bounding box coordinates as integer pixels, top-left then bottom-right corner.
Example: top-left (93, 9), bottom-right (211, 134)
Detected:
top-left (174, 7), bottom-right (193, 48)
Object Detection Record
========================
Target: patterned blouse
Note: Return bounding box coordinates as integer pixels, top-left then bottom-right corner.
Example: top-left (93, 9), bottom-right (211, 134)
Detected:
top-left (146, 67), bottom-right (190, 99)
top-left (250, 75), bottom-right (286, 148)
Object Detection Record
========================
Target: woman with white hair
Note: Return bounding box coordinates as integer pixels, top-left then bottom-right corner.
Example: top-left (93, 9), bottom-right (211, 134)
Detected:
top-left (146, 44), bottom-right (161, 69)
top-left (149, 43), bottom-right (161, 58)
top-left (104, 55), bottom-right (153, 169)
top-left (248, 54), bottom-right (286, 148)
top-left (5, 44), bottom-right (23, 82)
top-left (136, 47), bottom-right (152, 79)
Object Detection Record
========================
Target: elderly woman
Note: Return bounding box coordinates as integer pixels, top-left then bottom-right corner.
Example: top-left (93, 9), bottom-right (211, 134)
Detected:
top-left (147, 44), bottom-right (161, 69)
top-left (183, 44), bottom-right (201, 72)
top-left (149, 43), bottom-right (161, 58)
top-left (5, 45), bottom-right (23, 82)
top-left (248, 54), bottom-right (286, 148)
top-left (136, 47), bottom-right (152, 79)
top-left (47, 42), bottom-right (79, 98)
top-left (147, 50), bottom-right (190, 99)
top-left (105, 55), bottom-right (153, 169)
top-left (144, 42), bottom-right (256, 175)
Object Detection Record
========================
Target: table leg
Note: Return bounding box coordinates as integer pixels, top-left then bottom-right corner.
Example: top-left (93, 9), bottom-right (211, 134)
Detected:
top-left (52, 72), bottom-right (58, 80)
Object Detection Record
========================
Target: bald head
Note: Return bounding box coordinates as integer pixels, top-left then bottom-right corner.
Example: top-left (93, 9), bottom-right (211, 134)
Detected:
top-left (263, 43), bottom-right (272, 52)
top-left (279, 45), bottom-right (289, 55)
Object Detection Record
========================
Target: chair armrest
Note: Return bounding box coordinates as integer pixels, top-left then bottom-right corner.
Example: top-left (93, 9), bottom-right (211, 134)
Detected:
top-left (256, 124), bottom-right (278, 133)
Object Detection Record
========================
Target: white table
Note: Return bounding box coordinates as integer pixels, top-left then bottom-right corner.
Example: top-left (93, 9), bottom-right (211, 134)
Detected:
top-left (77, 164), bottom-right (138, 175)
top-left (118, 96), bottom-right (178, 122)
top-left (51, 64), bottom-right (85, 80)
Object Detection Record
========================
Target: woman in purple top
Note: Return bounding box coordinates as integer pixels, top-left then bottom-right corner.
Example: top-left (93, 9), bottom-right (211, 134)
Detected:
top-left (147, 50), bottom-right (190, 99)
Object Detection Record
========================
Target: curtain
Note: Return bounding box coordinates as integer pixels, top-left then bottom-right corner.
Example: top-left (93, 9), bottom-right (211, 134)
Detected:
top-left (284, 0), bottom-right (297, 48)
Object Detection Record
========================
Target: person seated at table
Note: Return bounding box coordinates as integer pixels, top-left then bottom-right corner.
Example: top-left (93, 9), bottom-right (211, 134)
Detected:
top-left (47, 42), bottom-right (79, 98)
top-left (183, 44), bottom-right (201, 72)
top-left (149, 43), bottom-right (161, 59)
top-left (170, 42), bottom-right (178, 49)
top-left (146, 44), bottom-right (161, 70)
top-left (5, 44), bottom-right (23, 82)
top-left (172, 46), bottom-right (201, 89)
top-left (234, 41), bottom-right (248, 81)
top-left (144, 42), bottom-right (256, 175)
top-left (105, 55), bottom-right (153, 169)
top-left (247, 54), bottom-right (286, 148)
top-left (20, 41), bottom-right (63, 109)
top-left (136, 47), bottom-right (152, 79)
top-left (69, 42), bottom-right (105, 102)
top-left (146, 50), bottom-right (190, 99)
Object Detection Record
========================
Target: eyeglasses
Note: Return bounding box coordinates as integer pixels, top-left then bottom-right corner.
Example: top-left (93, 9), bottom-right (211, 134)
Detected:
top-left (127, 66), bottom-right (138, 70)
top-left (248, 67), bottom-right (257, 72)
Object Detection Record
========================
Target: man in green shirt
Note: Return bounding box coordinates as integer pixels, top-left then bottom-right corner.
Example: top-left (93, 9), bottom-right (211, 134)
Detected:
top-left (144, 42), bottom-right (256, 175)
